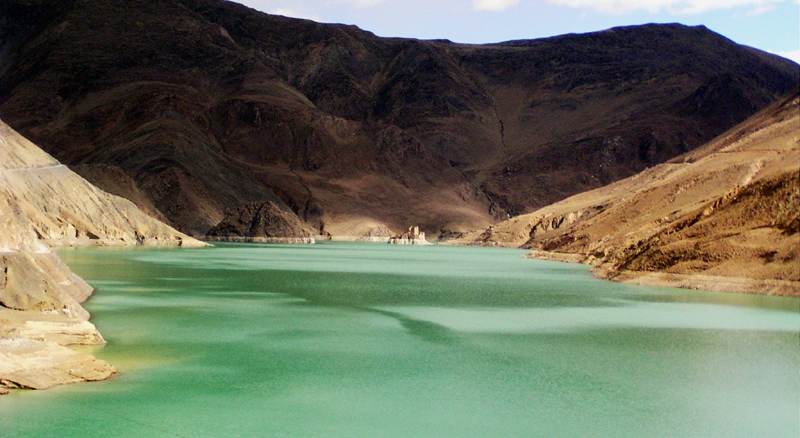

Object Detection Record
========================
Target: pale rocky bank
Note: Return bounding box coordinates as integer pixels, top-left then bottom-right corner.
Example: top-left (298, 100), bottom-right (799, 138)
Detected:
top-left (0, 119), bottom-right (206, 393)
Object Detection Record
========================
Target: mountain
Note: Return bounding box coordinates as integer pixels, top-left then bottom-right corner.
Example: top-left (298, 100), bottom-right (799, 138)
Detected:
top-left (0, 0), bottom-right (797, 238)
top-left (461, 92), bottom-right (799, 296)
top-left (0, 118), bottom-right (204, 392)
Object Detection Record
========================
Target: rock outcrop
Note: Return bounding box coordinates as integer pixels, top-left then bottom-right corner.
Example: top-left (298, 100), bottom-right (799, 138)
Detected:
top-left (0, 311), bottom-right (115, 391)
top-left (389, 226), bottom-right (431, 245)
top-left (0, 118), bottom-right (206, 393)
top-left (463, 92), bottom-right (800, 296)
top-left (357, 225), bottom-right (394, 242)
top-left (206, 201), bottom-right (317, 244)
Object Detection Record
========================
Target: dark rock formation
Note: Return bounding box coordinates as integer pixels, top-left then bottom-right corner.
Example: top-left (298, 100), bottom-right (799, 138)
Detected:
top-left (206, 201), bottom-right (316, 243)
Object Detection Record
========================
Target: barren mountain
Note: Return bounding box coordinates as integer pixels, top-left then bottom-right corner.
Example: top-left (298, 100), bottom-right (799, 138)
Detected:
top-left (0, 0), bottom-right (797, 237)
top-left (462, 92), bottom-right (799, 296)
top-left (0, 118), bottom-right (204, 392)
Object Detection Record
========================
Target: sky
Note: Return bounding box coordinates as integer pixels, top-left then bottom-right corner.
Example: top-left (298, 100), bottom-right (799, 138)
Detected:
top-left (234, 0), bottom-right (800, 63)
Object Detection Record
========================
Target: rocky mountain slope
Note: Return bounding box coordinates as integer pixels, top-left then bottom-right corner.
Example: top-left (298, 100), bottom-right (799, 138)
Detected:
top-left (0, 122), bottom-right (204, 249)
top-left (206, 200), bottom-right (317, 243)
top-left (462, 92), bottom-right (799, 296)
top-left (0, 0), bottom-right (796, 238)
top-left (0, 118), bottom-right (205, 392)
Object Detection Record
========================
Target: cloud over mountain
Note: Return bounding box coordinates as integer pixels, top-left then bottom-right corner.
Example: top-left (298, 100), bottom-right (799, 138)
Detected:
top-left (548, 0), bottom-right (788, 15)
top-left (473, 0), bottom-right (521, 11)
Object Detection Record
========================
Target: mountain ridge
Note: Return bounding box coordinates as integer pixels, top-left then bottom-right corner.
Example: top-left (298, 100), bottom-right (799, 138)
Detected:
top-left (0, 0), bottom-right (796, 237)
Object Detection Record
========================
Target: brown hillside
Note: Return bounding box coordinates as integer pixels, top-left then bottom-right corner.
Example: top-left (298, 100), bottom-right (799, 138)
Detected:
top-left (465, 92), bottom-right (800, 296)
top-left (0, 0), bottom-right (796, 237)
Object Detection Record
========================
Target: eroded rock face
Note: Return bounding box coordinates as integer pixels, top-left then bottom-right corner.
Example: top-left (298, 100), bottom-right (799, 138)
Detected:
top-left (206, 201), bottom-right (317, 243)
top-left (355, 225), bottom-right (393, 242)
top-left (71, 163), bottom-right (171, 224)
top-left (0, 252), bottom-right (91, 317)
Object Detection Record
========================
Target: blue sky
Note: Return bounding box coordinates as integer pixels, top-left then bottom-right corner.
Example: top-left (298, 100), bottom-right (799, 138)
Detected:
top-left (235, 0), bottom-right (800, 63)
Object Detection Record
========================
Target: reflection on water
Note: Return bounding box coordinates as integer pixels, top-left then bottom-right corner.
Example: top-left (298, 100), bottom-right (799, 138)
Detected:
top-left (1, 242), bottom-right (797, 438)
top-left (377, 301), bottom-right (800, 333)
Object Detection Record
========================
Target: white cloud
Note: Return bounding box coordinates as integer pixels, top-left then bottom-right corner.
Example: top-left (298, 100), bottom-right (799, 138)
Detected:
top-left (473, 0), bottom-right (521, 11)
top-left (269, 8), bottom-right (322, 21)
top-left (743, 3), bottom-right (776, 14)
top-left (334, 0), bottom-right (388, 7)
top-left (546, 0), bottom-right (787, 15)
top-left (772, 49), bottom-right (800, 64)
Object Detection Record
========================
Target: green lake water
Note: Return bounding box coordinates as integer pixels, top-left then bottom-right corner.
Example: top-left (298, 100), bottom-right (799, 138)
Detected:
top-left (2, 242), bottom-right (799, 437)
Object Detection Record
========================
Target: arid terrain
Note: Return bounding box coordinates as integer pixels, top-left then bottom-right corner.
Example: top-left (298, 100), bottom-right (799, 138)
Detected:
top-left (0, 118), bottom-right (204, 392)
top-left (0, 0), bottom-right (796, 239)
top-left (458, 92), bottom-right (799, 296)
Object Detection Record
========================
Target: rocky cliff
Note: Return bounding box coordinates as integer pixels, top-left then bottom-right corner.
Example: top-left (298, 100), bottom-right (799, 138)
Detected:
top-left (0, 118), bottom-right (206, 392)
top-left (0, 0), bottom-right (796, 237)
top-left (462, 92), bottom-right (800, 296)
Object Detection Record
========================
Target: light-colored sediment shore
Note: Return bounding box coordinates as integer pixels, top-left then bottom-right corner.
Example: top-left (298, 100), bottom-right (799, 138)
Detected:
top-left (0, 307), bottom-right (116, 391)
top-left (0, 337), bottom-right (115, 392)
top-left (597, 269), bottom-right (800, 297)
top-left (524, 250), bottom-right (800, 297)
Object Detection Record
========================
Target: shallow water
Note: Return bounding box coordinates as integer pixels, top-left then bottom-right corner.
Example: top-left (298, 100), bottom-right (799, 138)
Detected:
top-left (3, 242), bottom-right (798, 437)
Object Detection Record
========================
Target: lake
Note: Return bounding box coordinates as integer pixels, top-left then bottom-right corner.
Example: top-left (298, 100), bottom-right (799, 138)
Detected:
top-left (2, 242), bottom-right (798, 437)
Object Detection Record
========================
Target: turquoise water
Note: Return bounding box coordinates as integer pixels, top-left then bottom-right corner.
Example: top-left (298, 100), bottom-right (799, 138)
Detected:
top-left (2, 242), bottom-right (799, 437)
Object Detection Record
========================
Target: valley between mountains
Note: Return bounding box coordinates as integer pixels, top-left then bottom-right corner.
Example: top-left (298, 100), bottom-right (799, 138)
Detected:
top-left (0, 0), bottom-right (796, 238)
top-left (457, 92), bottom-right (799, 296)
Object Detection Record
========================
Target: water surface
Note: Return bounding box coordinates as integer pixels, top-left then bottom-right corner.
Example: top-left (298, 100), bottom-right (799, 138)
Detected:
top-left (2, 242), bottom-right (798, 437)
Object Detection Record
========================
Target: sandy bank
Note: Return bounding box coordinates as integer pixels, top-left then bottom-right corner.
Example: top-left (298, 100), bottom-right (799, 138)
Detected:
top-left (524, 250), bottom-right (800, 298)
top-left (596, 269), bottom-right (800, 298)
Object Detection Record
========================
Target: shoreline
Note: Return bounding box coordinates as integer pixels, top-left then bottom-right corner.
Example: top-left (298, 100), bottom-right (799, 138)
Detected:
top-left (205, 235), bottom-right (437, 245)
top-left (5, 240), bottom-right (796, 395)
top-left (206, 237), bottom-right (800, 297)
top-left (0, 307), bottom-right (116, 393)
top-left (523, 249), bottom-right (800, 298)
top-left (205, 236), bottom-right (315, 244)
